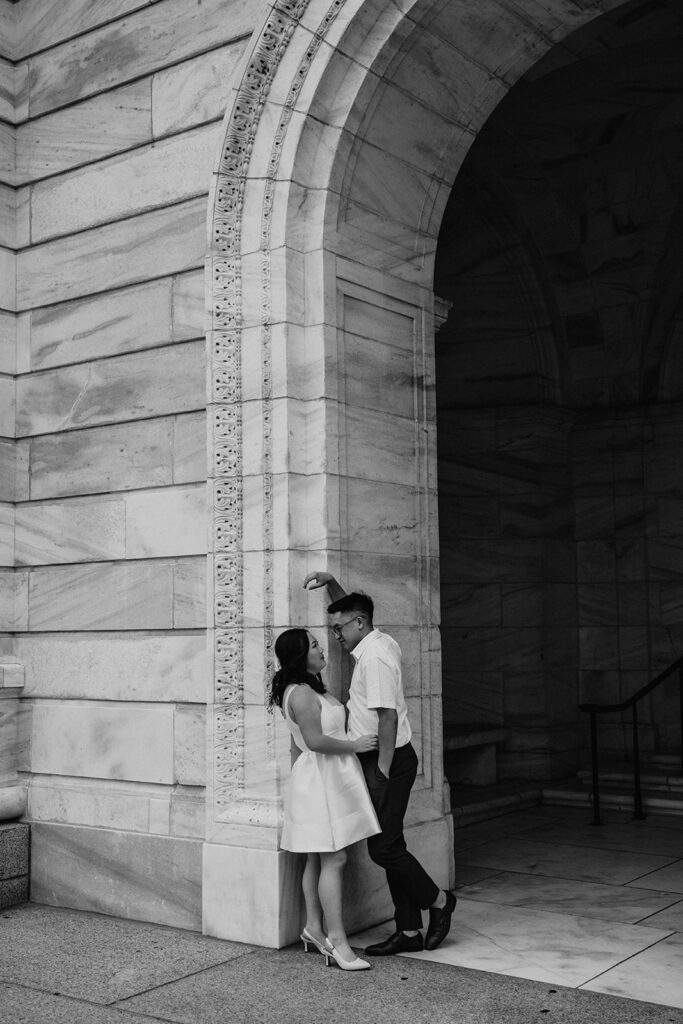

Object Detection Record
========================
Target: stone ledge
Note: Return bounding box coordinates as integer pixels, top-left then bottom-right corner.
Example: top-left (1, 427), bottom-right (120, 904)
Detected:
top-left (444, 726), bottom-right (509, 787)
top-left (443, 725), bottom-right (508, 751)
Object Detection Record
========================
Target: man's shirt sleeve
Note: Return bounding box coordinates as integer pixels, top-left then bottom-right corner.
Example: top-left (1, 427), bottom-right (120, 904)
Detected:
top-left (364, 652), bottom-right (400, 709)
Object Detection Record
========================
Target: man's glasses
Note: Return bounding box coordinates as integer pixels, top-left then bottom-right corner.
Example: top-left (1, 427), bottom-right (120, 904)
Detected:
top-left (331, 613), bottom-right (368, 637)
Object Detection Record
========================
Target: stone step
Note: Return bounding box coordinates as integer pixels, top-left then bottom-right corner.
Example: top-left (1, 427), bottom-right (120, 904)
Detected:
top-left (443, 725), bottom-right (508, 751)
top-left (543, 781), bottom-right (683, 817)
top-left (443, 725), bottom-right (508, 787)
top-left (449, 781), bottom-right (541, 828)
top-left (576, 769), bottom-right (683, 793)
top-left (644, 753), bottom-right (683, 772)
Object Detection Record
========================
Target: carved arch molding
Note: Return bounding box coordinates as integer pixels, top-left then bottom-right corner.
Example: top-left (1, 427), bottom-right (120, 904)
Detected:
top-left (206, 0), bottom-right (632, 829)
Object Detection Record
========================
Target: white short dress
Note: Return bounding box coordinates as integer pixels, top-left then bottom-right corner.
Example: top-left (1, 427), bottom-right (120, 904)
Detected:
top-left (280, 685), bottom-right (380, 853)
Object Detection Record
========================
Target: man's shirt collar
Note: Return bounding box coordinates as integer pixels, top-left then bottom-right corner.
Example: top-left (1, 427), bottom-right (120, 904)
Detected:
top-left (351, 627), bottom-right (380, 662)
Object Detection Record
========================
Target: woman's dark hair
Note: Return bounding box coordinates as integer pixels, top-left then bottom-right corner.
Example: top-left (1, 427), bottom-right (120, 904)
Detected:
top-left (268, 628), bottom-right (326, 710)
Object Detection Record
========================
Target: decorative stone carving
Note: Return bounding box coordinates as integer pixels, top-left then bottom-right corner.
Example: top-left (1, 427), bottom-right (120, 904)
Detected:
top-left (208, 0), bottom-right (348, 825)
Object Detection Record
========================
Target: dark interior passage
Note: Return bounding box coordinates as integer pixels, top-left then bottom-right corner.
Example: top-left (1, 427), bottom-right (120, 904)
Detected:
top-left (434, 0), bottom-right (683, 785)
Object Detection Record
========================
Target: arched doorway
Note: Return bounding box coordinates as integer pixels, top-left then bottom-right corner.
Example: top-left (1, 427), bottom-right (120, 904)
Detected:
top-left (436, 0), bottom-right (683, 791)
top-left (204, 0), bottom-right (643, 946)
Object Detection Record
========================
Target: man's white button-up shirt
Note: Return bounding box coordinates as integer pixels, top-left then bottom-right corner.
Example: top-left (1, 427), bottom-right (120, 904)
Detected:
top-left (347, 628), bottom-right (412, 746)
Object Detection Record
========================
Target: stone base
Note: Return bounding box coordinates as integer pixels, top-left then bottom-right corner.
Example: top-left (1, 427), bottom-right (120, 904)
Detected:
top-left (0, 821), bottom-right (30, 909)
top-left (202, 815), bottom-right (453, 948)
top-left (31, 823), bottom-right (203, 930)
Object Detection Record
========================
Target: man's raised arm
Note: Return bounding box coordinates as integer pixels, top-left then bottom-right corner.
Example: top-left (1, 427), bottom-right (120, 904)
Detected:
top-left (303, 571), bottom-right (347, 603)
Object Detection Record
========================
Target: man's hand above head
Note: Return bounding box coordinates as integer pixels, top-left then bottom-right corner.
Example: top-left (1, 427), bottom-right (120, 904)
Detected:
top-left (303, 572), bottom-right (347, 602)
top-left (303, 571), bottom-right (333, 590)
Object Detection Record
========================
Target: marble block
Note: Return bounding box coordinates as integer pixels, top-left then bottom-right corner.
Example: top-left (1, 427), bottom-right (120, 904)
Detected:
top-left (173, 411), bottom-right (207, 484)
top-left (29, 417), bottom-right (174, 499)
top-left (462, 836), bottom-right (676, 886)
top-left (27, 0), bottom-right (255, 116)
top-left (31, 822), bottom-right (203, 930)
top-left (29, 411), bottom-right (205, 499)
top-left (16, 633), bottom-right (206, 703)
top-left (0, 787), bottom-right (25, 819)
top-left (30, 124), bottom-right (221, 242)
top-left (0, 373), bottom-right (14, 438)
top-left (28, 776), bottom-right (172, 835)
top-left (30, 279), bottom-right (172, 370)
top-left (0, 58), bottom-right (13, 129)
top-left (0, 666), bottom-right (24, 784)
top-left (28, 561), bottom-right (175, 630)
top-left (174, 705), bottom-right (206, 787)
top-left (626, 860), bottom-right (683, 895)
top-left (582, 932), bottom-right (683, 1007)
top-left (344, 406), bottom-right (419, 484)
top-left (173, 558), bottom-right (206, 628)
top-left (0, 501), bottom-right (13, 566)
top-left (202, 844), bottom-right (304, 948)
top-left (152, 42), bottom-right (248, 136)
top-left (16, 340), bottom-right (204, 436)
top-left (17, 80), bottom-right (152, 182)
top-left (125, 485), bottom-right (206, 558)
top-left (15, 497), bottom-right (125, 565)
top-left (17, 197), bottom-right (206, 308)
top-left (0, 569), bottom-right (28, 631)
top-left (0, 438), bottom-right (28, 502)
top-left (170, 787), bottom-right (206, 839)
top-left (353, 897), bottom-right (674, 988)
top-left (30, 702), bottom-right (174, 783)
top-left (203, 814), bottom-right (452, 947)
top-left (0, 122), bottom-right (13, 182)
top-left (171, 271), bottom-right (204, 341)
top-left (14, 482), bottom-right (205, 562)
top-left (0, 193), bottom-right (15, 254)
top-left (15, 0), bottom-right (151, 56)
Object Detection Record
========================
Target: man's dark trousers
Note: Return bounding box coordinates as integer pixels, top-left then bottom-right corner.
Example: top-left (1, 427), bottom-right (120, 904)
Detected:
top-left (358, 742), bottom-right (439, 930)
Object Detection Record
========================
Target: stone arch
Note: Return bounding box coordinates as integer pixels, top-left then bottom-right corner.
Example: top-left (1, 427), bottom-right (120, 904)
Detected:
top-left (204, 0), bottom-right (635, 946)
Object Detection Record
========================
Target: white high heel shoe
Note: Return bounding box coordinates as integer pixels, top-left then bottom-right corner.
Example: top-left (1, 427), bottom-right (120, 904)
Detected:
top-left (300, 927), bottom-right (327, 955)
top-left (323, 938), bottom-right (370, 971)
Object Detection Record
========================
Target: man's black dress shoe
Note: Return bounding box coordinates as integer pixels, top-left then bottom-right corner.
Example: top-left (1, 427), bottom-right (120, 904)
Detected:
top-left (364, 930), bottom-right (424, 956)
top-left (424, 890), bottom-right (457, 950)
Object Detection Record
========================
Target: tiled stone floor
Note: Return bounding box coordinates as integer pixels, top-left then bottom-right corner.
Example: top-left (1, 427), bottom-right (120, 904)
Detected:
top-left (352, 805), bottom-right (683, 1009)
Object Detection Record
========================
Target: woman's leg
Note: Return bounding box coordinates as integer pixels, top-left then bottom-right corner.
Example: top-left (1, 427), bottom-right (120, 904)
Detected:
top-left (301, 853), bottom-right (325, 942)
top-left (318, 849), bottom-right (356, 962)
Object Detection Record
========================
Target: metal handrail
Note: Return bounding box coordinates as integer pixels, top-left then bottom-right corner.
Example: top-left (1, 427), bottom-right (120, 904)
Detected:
top-left (579, 654), bottom-right (683, 825)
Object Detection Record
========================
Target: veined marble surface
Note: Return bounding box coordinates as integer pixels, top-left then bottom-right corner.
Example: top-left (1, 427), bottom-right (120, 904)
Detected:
top-left (352, 806), bottom-right (683, 1009)
top-left (354, 899), bottom-right (673, 987)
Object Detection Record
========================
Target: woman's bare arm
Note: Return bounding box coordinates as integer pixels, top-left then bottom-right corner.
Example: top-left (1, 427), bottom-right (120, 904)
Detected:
top-left (288, 686), bottom-right (376, 755)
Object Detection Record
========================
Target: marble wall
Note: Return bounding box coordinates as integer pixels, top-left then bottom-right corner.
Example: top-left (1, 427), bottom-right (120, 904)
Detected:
top-left (438, 406), bottom-right (578, 780)
top-left (1, 0), bottom-right (670, 946)
top-left (0, 0), bottom-right (254, 928)
top-left (437, 399), bottom-right (683, 776)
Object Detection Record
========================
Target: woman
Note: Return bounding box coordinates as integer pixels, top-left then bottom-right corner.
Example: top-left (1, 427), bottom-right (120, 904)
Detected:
top-left (269, 627), bottom-right (380, 971)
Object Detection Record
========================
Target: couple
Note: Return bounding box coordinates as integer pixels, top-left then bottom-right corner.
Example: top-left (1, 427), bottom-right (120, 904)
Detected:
top-left (268, 571), bottom-right (456, 971)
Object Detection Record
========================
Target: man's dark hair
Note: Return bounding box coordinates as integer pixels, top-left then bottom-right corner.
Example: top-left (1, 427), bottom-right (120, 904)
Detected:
top-left (327, 591), bottom-right (374, 622)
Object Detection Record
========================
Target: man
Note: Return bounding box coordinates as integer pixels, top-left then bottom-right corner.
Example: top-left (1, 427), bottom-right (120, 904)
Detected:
top-left (303, 571), bottom-right (456, 955)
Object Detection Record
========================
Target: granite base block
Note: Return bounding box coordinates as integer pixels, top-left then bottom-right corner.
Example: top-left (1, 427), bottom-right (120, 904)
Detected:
top-left (0, 821), bottom-right (29, 908)
top-left (0, 874), bottom-right (29, 908)
top-left (0, 821), bottom-right (29, 879)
